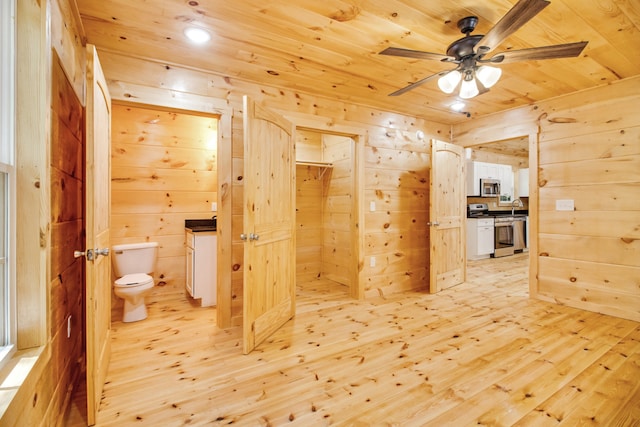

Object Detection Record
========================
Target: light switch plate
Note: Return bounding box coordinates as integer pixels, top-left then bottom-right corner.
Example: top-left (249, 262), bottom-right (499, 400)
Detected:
top-left (211, 202), bottom-right (217, 211)
top-left (370, 201), bottom-right (376, 212)
top-left (370, 256), bottom-right (376, 267)
top-left (555, 199), bottom-right (574, 211)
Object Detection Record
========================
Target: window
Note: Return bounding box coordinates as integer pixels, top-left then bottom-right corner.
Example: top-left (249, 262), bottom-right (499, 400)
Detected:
top-left (0, 0), bottom-right (16, 365)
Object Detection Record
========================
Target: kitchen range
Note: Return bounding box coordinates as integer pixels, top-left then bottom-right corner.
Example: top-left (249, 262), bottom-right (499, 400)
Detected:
top-left (467, 203), bottom-right (527, 259)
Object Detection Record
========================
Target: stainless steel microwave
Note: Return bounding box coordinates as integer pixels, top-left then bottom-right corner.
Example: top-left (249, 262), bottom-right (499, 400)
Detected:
top-left (480, 178), bottom-right (501, 197)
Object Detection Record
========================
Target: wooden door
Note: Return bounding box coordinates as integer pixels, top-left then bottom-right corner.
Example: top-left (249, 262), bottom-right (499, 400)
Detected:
top-left (242, 96), bottom-right (296, 354)
top-left (429, 140), bottom-right (466, 293)
top-left (85, 45), bottom-right (112, 425)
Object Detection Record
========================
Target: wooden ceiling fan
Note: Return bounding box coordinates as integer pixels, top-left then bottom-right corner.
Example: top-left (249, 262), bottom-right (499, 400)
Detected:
top-left (380, 0), bottom-right (588, 98)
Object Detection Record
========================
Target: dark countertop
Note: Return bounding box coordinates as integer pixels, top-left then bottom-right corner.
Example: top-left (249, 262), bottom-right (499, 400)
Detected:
top-left (185, 219), bottom-right (216, 232)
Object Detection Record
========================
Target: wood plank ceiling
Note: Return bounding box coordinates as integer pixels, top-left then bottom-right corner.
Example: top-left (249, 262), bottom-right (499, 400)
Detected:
top-left (75, 0), bottom-right (640, 125)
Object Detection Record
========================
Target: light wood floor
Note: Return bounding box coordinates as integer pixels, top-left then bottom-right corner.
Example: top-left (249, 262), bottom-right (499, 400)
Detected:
top-left (66, 253), bottom-right (640, 426)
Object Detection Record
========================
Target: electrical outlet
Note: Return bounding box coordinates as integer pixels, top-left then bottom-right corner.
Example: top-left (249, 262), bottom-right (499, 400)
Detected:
top-left (555, 199), bottom-right (574, 211)
top-left (370, 256), bottom-right (376, 267)
top-left (67, 315), bottom-right (71, 338)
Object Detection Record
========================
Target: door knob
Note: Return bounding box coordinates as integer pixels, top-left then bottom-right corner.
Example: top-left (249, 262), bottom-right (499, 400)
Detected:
top-left (95, 248), bottom-right (110, 257)
top-left (240, 233), bottom-right (247, 241)
top-left (249, 233), bottom-right (259, 241)
top-left (74, 248), bottom-right (109, 261)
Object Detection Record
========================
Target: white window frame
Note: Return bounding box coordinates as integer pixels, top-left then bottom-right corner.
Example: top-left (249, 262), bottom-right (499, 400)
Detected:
top-left (0, 0), bottom-right (17, 369)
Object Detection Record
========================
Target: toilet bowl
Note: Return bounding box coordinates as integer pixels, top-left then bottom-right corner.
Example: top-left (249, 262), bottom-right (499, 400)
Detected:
top-left (114, 273), bottom-right (155, 322)
top-left (112, 242), bottom-right (158, 322)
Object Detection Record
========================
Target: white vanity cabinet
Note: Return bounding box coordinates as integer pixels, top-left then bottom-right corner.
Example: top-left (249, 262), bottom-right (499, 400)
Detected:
top-left (185, 230), bottom-right (217, 307)
top-left (467, 218), bottom-right (495, 260)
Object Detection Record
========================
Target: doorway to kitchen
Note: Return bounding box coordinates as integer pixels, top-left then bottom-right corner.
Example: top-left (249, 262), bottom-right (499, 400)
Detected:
top-left (464, 134), bottom-right (534, 284)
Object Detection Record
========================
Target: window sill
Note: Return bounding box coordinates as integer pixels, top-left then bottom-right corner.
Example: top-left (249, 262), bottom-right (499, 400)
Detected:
top-left (0, 345), bottom-right (48, 424)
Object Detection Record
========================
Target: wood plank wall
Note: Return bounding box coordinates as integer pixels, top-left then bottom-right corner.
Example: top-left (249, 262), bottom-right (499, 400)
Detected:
top-left (110, 104), bottom-right (218, 304)
top-left (454, 76), bottom-right (640, 322)
top-left (363, 130), bottom-right (431, 298)
top-left (49, 54), bottom-right (85, 427)
top-left (296, 130), bottom-right (323, 282)
top-left (98, 50), bottom-right (449, 325)
top-left (322, 135), bottom-right (353, 286)
top-left (2, 0), bottom-right (87, 424)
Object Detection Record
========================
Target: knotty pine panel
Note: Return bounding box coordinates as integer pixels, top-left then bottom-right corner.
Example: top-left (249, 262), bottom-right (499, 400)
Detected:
top-left (365, 168), bottom-right (429, 190)
top-left (296, 164), bottom-right (323, 282)
top-left (365, 145), bottom-right (431, 170)
top-left (539, 155), bottom-right (639, 187)
top-left (539, 210), bottom-right (639, 239)
top-left (538, 127), bottom-right (640, 165)
top-left (112, 142), bottom-right (217, 171)
top-left (539, 184), bottom-right (640, 212)
top-left (538, 256), bottom-right (639, 295)
top-left (111, 166), bottom-right (217, 191)
top-left (112, 190), bottom-right (216, 214)
top-left (364, 267), bottom-right (429, 297)
top-left (538, 234), bottom-right (640, 267)
top-left (296, 129), bottom-right (323, 162)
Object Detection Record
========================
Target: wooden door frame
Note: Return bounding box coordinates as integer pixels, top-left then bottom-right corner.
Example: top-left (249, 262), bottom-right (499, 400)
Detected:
top-left (101, 95), bottom-right (233, 328)
top-left (284, 115), bottom-right (366, 300)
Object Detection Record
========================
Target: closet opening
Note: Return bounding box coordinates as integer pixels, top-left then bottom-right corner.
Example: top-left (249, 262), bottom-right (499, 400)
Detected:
top-left (295, 128), bottom-right (360, 300)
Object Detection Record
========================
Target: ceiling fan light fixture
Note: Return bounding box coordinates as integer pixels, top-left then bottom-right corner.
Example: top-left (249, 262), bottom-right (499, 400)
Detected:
top-left (476, 65), bottom-right (502, 88)
top-left (459, 77), bottom-right (479, 99)
top-left (437, 70), bottom-right (461, 93)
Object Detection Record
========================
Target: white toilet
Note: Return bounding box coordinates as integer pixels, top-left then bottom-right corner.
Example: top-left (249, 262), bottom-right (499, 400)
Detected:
top-left (112, 242), bottom-right (158, 322)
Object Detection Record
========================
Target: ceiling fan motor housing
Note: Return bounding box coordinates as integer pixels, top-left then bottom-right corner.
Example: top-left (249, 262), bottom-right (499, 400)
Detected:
top-left (446, 35), bottom-right (483, 59)
top-left (457, 16), bottom-right (478, 34)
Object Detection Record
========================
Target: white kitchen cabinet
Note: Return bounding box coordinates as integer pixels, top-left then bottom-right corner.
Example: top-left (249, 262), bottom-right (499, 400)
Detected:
top-left (498, 164), bottom-right (514, 204)
top-left (467, 218), bottom-right (494, 260)
top-left (518, 168), bottom-right (530, 197)
top-left (466, 160), bottom-right (513, 198)
top-left (185, 230), bottom-right (217, 307)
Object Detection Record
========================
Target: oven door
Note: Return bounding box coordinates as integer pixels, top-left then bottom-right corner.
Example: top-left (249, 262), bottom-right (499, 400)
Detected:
top-left (493, 221), bottom-right (515, 257)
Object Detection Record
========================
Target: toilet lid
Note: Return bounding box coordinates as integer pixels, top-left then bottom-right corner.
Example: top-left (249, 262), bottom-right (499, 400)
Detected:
top-left (115, 273), bottom-right (153, 287)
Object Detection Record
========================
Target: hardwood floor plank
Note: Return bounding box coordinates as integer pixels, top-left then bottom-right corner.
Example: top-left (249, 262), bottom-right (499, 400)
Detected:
top-left (65, 253), bottom-right (640, 426)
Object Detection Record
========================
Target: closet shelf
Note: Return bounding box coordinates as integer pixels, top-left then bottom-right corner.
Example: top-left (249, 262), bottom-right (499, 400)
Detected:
top-left (296, 161), bottom-right (333, 179)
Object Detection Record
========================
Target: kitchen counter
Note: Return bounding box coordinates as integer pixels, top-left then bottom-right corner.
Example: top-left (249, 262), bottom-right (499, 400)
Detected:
top-left (185, 218), bottom-right (217, 232)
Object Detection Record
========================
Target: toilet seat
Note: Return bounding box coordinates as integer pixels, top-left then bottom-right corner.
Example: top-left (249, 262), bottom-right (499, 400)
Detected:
top-left (115, 273), bottom-right (153, 288)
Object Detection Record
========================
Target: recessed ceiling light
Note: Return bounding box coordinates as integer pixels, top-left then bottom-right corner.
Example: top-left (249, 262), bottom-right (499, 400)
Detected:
top-left (184, 27), bottom-right (211, 44)
top-left (450, 102), bottom-right (465, 112)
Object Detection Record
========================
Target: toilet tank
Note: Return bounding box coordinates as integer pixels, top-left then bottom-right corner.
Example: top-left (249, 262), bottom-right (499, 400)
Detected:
top-left (112, 242), bottom-right (159, 277)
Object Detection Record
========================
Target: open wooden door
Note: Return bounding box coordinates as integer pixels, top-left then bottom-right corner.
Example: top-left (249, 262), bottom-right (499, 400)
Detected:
top-left (242, 96), bottom-right (296, 354)
top-left (429, 140), bottom-right (466, 293)
top-left (85, 44), bottom-right (112, 425)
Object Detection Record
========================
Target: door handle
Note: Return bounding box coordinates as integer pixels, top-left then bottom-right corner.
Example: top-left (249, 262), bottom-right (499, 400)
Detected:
top-left (74, 248), bottom-right (109, 261)
top-left (94, 248), bottom-right (110, 257)
top-left (241, 233), bottom-right (260, 241)
top-left (427, 221), bottom-right (440, 226)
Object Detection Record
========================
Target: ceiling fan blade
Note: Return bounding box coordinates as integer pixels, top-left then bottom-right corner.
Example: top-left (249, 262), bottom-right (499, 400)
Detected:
top-left (388, 69), bottom-right (457, 96)
top-left (477, 0), bottom-right (550, 53)
top-left (489, 41), bottom-right (588, 64)
top-left (379, 47), bottom-right (452, 62)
